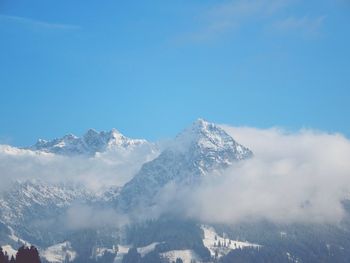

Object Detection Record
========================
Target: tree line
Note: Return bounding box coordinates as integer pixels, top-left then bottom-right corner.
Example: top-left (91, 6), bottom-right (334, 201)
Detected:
top-left (0, 245), bottom-right (41, 263)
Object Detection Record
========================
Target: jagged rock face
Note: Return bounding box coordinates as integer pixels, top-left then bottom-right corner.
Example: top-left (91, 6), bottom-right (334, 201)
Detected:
top-left (0, 181), bottom-right (92, 245)
top-left (172, 119), bottom-right (252, 172)
top-left (0, 180), bottom-right (121, 246)
top-left (0, 127), bottom-right (159, 246)
top-left (28, 129), bottom-right (152, 156)
top-left (118, 119), bottom-right (252, 210)
top-left (0, 181), bottom-right (90, 225)
top-left (0, 119), bottom-right (252, 248)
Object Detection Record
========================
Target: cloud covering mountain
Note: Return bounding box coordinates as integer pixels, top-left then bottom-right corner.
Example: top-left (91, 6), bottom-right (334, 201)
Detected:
top-left (182, 126), bottom-right (350, 224)
top-left (0, 121), bottom-right (350, 226)
top-left (0, 129), bottom-right (159, 191)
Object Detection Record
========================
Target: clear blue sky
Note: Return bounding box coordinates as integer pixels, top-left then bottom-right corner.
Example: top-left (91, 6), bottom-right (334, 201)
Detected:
top-left (0, 0), bottom-right (349, 146)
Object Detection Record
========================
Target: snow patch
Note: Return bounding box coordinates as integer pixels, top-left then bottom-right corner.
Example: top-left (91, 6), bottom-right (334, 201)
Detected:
top-left (160, 249), bottom-right (200, 263)
top-left (137, 242), bottom-right (160, 257)
top-left (92, 246), bottom-right (117, 259)
top-left (114, 245), bottom-right (130, 263)
top-left (201, 225), bottom-right (260, 258)
top-left (1, 245), bottom-right (17, 258)
top-left (41, 241), bottom-right (76, 263)
top-left (8, 226), bottom-right (28, 246)
top-left (113, 242), bottom-right (160, 263)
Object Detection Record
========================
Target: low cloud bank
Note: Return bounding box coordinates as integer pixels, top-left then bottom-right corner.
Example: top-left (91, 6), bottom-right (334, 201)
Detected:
top-left (1, 126), bottom-right (350, 225)
top-left (0, 145), bottom-right (158, 192)
top-left (182, 126), bottom-right (350, 224)
top-left (64, 204), bottom-right (129, 229)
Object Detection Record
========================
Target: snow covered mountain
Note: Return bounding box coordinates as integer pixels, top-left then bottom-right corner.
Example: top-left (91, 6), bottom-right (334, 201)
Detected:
top-left (0, 127), bottom-right (160, 248)
top-left (0, 119), bottom-right (253, 252)
top-left (27, 128), bottom-right (154, 156)
top-left (118, 119), bottom-right (252, 210)
top-left (2, 119), bottom-right (350, 263)
top-left (0, 179), bottom-right (124, 251)
top-left (0, 180), bottom-right (96, 245)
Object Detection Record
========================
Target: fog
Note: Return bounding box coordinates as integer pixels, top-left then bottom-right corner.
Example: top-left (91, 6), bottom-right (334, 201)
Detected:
top-left (1, 126), bottom-right (350, 225)
top-left (0, 145), bottom-right (158, 192)
top-left (64, 204), bottom-right (129, 229)
top-left (181, 126), bottom-right (350, 224)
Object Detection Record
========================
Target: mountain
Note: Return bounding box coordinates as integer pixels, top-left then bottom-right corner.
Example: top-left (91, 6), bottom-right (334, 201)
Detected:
top-left (27, 128), bottom-right (154, 156)
top-left (0, 127), bottom-right (159, 250)
top-left (0, 180), bottom-right (95, 246)
top-left (2, 119), bottom-right (350, 263)
top-left (118, 119), bottom-right (252, 210)
top-left (0, 179), bottom-right (124, 260)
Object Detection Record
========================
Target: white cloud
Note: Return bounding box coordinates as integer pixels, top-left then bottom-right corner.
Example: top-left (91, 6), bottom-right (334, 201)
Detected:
top-left (64, 204), bottom-right (129, 229)
top-left (0, 145), bottom-right (158, 192)
top-left (177, 0), bottom-right (329, 43)
top-left (0, 15), bottom-right (80, 30)
top-left (184, 0), bottom-right (292, 42)
top-left (152, 126), bottom-right (350, 225)
top-left (271, 15), bottom-right (326, 36)
top-left (1, 125), bottom-right (349, 226)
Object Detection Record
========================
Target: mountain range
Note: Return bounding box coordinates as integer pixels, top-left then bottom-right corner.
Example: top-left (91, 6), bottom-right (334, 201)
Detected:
top-left (1, 119), bottom-right (350, 263)
top-left (27, 128), bottom-right (155, 156)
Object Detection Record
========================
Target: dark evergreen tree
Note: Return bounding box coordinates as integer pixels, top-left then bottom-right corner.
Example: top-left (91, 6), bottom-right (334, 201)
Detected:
top-left (0, 248), bottom-right (9, 263)
top-left (140, 251), bottom-right (162, 263)
top-left (16, 245), bottom-right (41, 263)
top-left (16, 246), bottom-right (27, 263)
top-left (96, 251), bottom-right (115, 263)
top-left (9, 257), bottom-right (15, 263)
top-left (29, 246), bottom-right (41, 263)
top-left (122, 248), bottom-right (141, 263)
top-left (175, 258), bottom-right (183, 263)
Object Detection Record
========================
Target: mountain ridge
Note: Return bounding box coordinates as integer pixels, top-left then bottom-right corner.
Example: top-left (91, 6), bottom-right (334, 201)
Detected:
top-left (117, 119), bottom-right (252, 211)
top-left (26, 128), bottom-right (153, 156)
top-left (1, 120), bottom-right (350, 263)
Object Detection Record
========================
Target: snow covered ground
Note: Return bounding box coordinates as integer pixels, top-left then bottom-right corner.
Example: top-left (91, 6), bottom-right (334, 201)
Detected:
top-left (1, 244), bottom-right (17, 258)
top-left (8, 226), bottom-right (29, 245)
top-left (113, 242), bottom-right (160, 263)
top-left (161, 249), bottom-right (200, 263)
top-left (41, 241), bottom-right (76, 263)
top-left (201, 225), bottom-right (260, 258)
top-left (137, 242), bottom-right (160, 257)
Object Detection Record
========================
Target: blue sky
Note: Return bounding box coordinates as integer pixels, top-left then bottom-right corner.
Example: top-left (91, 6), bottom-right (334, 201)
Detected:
top-left (0, 0), bottom-right (349, 146)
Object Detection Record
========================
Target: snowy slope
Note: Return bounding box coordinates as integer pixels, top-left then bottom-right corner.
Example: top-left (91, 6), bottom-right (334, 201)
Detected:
top-left (160, 249), bottom-right (200, 263)
top-left (201, 225), bottom-right (260, 259)
top-left (118, 119), bottom-right (252, 210)
top-left (1, 245), bottom-right (17, 259)
top-left (0, 145), bottom-right (52, 156)
top-left (0, 119), bottom-right (255, 262)
top-left (113, 245), bottom-right (130, 263)
top-left (27, 128), bottom-right (156, 156)
top-left (0, 180), bottom-right (92, 225)
top-left (0, 180), bottom-right (101, 247)
top-left (0, 127), bottom-right (160, 246)
top-left (41, 242), bottom-right (77, 263)
top-left (112, 242), bottom-right (161, 263)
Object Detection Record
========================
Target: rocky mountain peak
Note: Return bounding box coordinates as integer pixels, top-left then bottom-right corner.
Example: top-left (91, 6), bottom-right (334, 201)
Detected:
top-left (28, 128), bottom-right (151, 156)
top-left (118, 119), bottom-right (253, 210)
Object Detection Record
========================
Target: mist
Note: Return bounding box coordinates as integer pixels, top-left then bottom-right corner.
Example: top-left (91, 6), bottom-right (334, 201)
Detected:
top-left (180, 126), bottom-right (350, 224)
top-left (1, 126), bottom-right (350, 225)
top-left (63, 204), bottom-right (129, 230)
top-left (0, 145), bottom-right (158, 192)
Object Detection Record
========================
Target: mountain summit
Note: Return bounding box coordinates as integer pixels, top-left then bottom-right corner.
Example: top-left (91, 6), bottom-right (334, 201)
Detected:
top-left (118, 119), bottom-right (252, 210)
top-left (28, 129), bottom-right (151, 156)
top-left (173, 118), bottom-right (252, 164)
